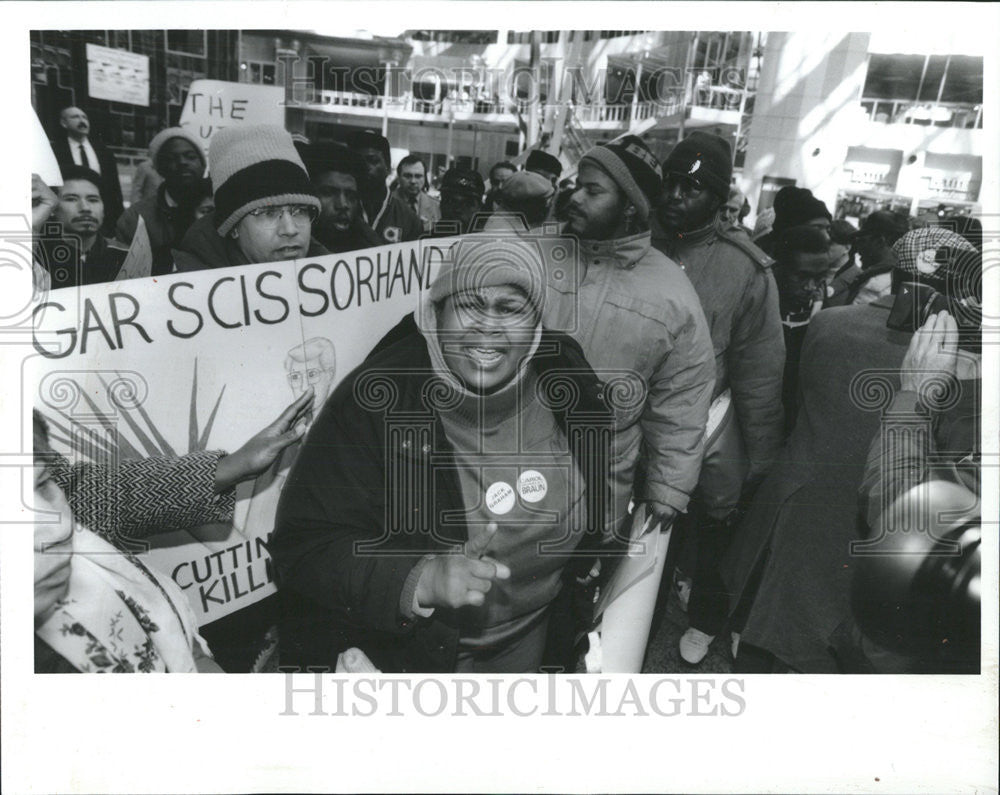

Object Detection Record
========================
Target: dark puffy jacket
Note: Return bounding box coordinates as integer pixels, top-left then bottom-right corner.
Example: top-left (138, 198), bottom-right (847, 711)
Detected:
top-left (172, 212), bottom-right (328, 272)
top-left (271, 327), bottom-right (615, 673)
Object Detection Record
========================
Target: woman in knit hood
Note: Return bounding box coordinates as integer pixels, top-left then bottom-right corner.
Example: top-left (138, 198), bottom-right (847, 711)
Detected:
top-left (272, 238), bottom-right (616, 673)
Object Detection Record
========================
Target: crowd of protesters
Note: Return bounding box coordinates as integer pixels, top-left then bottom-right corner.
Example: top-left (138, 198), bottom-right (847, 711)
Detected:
top-left (32, 104), bottom-right (983, 675)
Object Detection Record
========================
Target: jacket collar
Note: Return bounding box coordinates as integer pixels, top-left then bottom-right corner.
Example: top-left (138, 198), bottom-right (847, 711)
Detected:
top-left (650, 215), bottom-right (715, 249)
top-left (577, 230), bottom-right (651, 270)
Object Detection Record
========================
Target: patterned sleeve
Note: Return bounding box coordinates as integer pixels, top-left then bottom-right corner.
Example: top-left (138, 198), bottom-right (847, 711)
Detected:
top-left (49, 450), bottom-right (236, 545)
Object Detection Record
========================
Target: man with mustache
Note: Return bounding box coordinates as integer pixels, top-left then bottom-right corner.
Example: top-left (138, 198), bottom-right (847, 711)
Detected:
top-left (51, 106), bottom-right (125, 235)
top-left (34, 166), bottom-right (128, 289)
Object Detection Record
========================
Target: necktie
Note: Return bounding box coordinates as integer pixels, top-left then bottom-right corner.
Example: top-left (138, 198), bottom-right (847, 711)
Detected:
top-left (79, 144), bottom-right (91, 170)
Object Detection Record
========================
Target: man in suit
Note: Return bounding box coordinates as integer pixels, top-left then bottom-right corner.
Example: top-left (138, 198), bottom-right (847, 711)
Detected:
top-left (51, 106), bottom-right (124, 235)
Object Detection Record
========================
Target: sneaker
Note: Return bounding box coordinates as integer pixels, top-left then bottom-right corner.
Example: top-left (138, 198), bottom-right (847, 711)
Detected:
top-left (730, 631), bottom-right (741, 660)
top-left (679, 627), bottom-right (715, 664)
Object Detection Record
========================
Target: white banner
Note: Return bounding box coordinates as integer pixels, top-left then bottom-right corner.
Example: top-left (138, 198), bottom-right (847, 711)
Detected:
top-left (32, 239), bottom-right (455, 625)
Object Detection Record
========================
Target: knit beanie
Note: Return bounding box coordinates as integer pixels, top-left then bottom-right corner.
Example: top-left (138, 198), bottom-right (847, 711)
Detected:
top-left (771, 186), bottom-right (832, 233)
top-left (426, 236), bottom-right (546, 312)
top-left (661, 131), bottom-right (732, 199)
top-left (148, 127), bottom-right (207, 174)
top-left (579, 136), bottom-right (662, 222)
top-left (209, 125), bottom-right (320, 236)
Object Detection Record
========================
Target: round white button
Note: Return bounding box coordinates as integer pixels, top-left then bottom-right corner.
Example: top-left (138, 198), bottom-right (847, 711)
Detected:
top-left (517, 470), bottom-right (548, 503)
top-left (485, 481), bottom-right (515, 515)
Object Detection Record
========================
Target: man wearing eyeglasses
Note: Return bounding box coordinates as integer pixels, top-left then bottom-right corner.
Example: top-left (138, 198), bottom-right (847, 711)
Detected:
top-left (175, 125), bottom-right (328, 272)
top-left (652, 131), bottom-right (785, 666)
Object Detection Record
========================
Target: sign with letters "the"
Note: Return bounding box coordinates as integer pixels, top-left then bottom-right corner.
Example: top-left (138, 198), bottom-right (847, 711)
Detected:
top-left (179, 79), bottom-right (286, 155)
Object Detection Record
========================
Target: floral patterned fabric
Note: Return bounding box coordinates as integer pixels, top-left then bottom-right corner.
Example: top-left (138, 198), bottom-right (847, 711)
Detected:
top-left (36, 525), bottom-right (209, 673)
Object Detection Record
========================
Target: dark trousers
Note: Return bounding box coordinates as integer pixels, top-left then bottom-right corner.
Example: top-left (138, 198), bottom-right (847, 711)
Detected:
top-left (687, 512), bottom-right (739, 636)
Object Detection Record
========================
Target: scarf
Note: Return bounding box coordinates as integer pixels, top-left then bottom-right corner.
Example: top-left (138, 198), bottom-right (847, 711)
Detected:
top-left (36, 526), bottom-right (207, 673)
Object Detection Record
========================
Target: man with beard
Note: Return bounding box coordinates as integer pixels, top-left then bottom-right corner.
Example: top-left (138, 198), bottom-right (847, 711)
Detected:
top-left (651, 131), bottom-right (784, 664)
top-left (115, 128), bottom-right (208, 275)
top-left (554, 135), bottom-right (715, 542)
top-left (300, 143), bottom-right (382, 254)
top-left (35, 166), bottom-right (127, 289)
top-left (346, 129), bottom-right (423, 244)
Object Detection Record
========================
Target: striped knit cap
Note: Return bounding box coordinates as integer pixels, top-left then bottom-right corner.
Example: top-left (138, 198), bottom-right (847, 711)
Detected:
top-left (579, 136), bottom-right (662, 222)
top-left (209, 125), bottom-right (320, 236)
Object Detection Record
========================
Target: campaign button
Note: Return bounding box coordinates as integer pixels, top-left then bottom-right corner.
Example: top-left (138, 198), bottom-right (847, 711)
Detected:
top-left (517, 470), bottom-right (548, 503)
top-left (485, 481), bottom-right (515, 515)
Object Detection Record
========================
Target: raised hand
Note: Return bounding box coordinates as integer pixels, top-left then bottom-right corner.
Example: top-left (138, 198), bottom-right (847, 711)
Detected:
top-left (900, 311), bottom-right (959, 395)
top-left (415, 522), bottom-right (512, 610)
top-left (213, 387), bottom-right (315, 492)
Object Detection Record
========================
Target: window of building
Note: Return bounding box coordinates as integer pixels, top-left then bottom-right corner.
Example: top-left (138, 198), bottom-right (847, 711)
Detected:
top-left (506, 31), bottom-right (561, 44)
top-left (241, 60), bottom-right (277, 85)
top-left (863, 53), bottom-right (982, 104)
top-left (862, 53), bottom-right (982, 128)
top-left (166, 30), bottom-right (207, 57)
top-left (408, 31), bottom-right (498, 44)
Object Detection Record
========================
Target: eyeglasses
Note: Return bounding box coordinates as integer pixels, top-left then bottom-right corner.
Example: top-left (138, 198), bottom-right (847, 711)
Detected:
top-left (663, 174), bottom-right (706, 198)
top-left (287, 368), bottom-right (330, 387)
top-left (247, 204), bottom-right (317, 228)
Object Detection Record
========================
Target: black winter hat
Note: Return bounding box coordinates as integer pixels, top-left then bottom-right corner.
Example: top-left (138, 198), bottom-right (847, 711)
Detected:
top-left (440, 168), bottom-right (485, 200)
top-left (771, 186), bottom-right (832, 233)
top-left (345, 128), bottom-right (392, 167)
top-left (526, 149), bottom-right (563, 178)
top-left (579, 135), bottom-right (662, 222)
top-left (661, 131), bottom-right (732, 199)
top-left (299, 142), bottom-right (367, 185)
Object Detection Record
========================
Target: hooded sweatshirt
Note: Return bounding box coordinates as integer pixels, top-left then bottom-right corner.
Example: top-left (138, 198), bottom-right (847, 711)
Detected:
top-left (414, 275), bottom-right (587, 650)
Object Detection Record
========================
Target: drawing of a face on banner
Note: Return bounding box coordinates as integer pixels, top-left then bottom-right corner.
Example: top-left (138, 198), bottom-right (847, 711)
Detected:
top-left (284, 336), bottom-right (336, 415)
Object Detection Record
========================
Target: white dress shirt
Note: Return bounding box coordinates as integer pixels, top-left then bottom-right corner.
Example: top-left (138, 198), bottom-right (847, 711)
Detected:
top-left (69, 137), bottom-right (101, 174)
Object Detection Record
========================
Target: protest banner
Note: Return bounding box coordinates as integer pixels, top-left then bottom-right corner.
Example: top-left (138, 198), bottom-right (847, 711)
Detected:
top-left (179, 79), bottom-right (286, 155)
top-left (31, 238), bottom-right (454, 626)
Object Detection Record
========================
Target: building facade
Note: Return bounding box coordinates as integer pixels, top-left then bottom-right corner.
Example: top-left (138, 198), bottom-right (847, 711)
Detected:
top-left (739, 30), bottom-right (983, 224)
